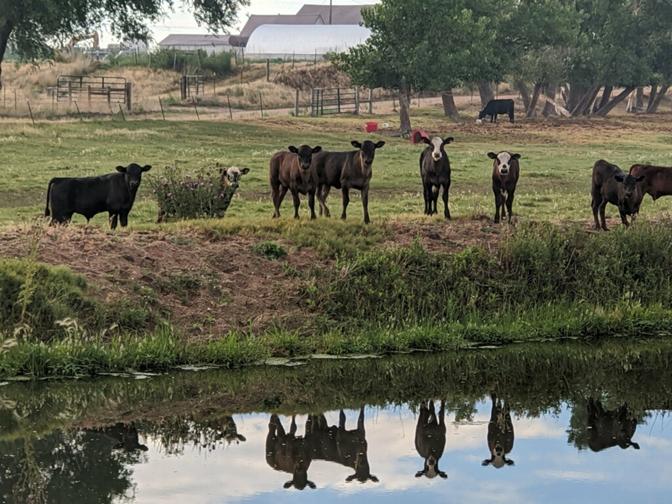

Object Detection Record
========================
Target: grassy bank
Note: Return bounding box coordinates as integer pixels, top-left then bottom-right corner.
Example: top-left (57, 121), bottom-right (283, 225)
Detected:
top-left (3, 223), bottom-right (672, 378)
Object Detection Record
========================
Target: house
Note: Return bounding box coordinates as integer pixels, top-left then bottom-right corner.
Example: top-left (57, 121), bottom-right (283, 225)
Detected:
top-left (157, 34), bottom-right (246, 55)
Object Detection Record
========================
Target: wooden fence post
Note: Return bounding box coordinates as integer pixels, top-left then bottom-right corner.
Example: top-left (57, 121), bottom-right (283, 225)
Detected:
top-left (355, 88), bottom-right (360, 115)
top-left (337, 88), bottom-right (341, 114)
top-left (125, 82), bottom-right (132, 112)
top-left (295, 89), bottom-right (300, 117)
top-left (227, 94), bottom-right (233, 120)
top-left (118, 103), bottom-right (126, 121)
top-left (192, 97), bottom-right (200, 120)
top-left (266, 59), bottom-right (270, 82)
top-left (74, 101), bottom-right (83, 121)
top-left (158, 97), bottom-right (166, 120)
top-left (368, 89), bottom-right (373, 114)
top-left (259, 92), bottom-right (264, 118)
top-left (26, 100), bottom-right (35, 126)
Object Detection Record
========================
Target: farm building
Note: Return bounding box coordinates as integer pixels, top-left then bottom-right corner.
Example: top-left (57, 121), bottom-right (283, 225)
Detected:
top-left (239, 14), bottom-right (326, 38)
top-left (296, 4), bottom-right (374, 24)
top-left (157, 34), bottom-right (246, 55)
top-left (245, 24), bottom-right (371, 60)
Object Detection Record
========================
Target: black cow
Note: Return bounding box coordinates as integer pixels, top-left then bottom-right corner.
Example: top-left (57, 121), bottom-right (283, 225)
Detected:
top-left (45, 163), bottom-right (151, 229)
top-left (266, 414), bottom-right (315, 490)
top-left (592, 159), bottom-right (645, 231)
top-left (482, 394), bottom-right (515, 468)
top-left (586, 399), bottom-right (640, 452)
top-left (489, 151), bottom-right (521, 223)
top-left (478, 99), bottom-right (515, 123)
top-left (270, 145), bottom-right (322, 219)
top-left (97, 422), bottom-right (148, 452)
top-left (418, 136), bottom-right (454, 219)
top-left (415, 400), bottom-right (447, 479)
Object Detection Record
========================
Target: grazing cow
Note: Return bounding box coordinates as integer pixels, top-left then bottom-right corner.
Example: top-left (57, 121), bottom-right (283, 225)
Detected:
top-left (414, 400), bottom-right (447, 479)
top-left (266, 414), bottom-right (316, 490)
top-left (489, 151), bottom-right (521, 223)
top-left (312, 140), bottom-right (385, 224)
top-left (629, 164), bottom-right (672, 201)
top-left (270, 145), bottom-right (322, 219)
top-left (45, 163), bottom-right (151, 229)
top-left (591, 159), bottom-right (645, 231)
top-left (306, 407), bottom-right (378, 484)
top-left (586, 399), bottom-right (640, 452)
top-left (98, 423), bottom-right (148, 452)
top-left (482, 394), bottom-right (515, 468)
top-left (418, 136), bottom-right (454, 219)
top-left (478, 99), bottom-right (515, 123)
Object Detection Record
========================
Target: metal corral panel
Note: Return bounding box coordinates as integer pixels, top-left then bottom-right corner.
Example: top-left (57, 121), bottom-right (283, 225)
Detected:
top-left (245, 24), bottom-right (371, 58)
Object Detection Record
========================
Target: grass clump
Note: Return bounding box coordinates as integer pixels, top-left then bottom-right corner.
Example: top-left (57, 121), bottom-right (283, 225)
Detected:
top-left (252, 241), bottom-right (287, 260)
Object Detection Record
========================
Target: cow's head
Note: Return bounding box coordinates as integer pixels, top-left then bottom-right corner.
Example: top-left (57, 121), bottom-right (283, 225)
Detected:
top-left (416, 455), bottom-right (447, 479)
top-left (478, 109), bottom-right (487, 120)
top-left (352, 140), bottom-right (385, 168)
top-left (345, 450), bottom-right (379, 484)
top-left (220, 166), bottom-right (250, 189)
top-left (614, 173), bottom-right (645, 209)
top-left (483, 445), bottom-right (515, 469)
top-left (116, 163), bottom-right (151, 190)
top-left (289, 145), bottom-right (322, 171)
top-left (488, 152), bottom-right (520, 176)
top-left (283, 462), bottom-right (316, 490)
top-left (423, 136), bottom-right (454, 162)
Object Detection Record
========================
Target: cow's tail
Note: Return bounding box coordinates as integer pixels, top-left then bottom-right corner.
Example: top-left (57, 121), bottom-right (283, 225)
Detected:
top-left (44, 179), bottom-right (53, 217)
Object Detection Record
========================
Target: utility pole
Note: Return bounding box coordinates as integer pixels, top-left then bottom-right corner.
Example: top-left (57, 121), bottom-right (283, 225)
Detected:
top-left (329, 0), bottom-right (333, 24)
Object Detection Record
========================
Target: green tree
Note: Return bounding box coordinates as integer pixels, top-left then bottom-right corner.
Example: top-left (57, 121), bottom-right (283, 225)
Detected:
top-left (0, 0), bottom-right (248, 87)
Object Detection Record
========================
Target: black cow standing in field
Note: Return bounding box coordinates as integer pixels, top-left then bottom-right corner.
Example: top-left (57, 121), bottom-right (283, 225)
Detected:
top-left (489, 151), bottom-right (521, 223)
top-left (591, 159), bottom-right (645, 231)
top-left (266, 414), bottom-right (316, 490)
top-left (478, 99), bottom-right (515, 123)
top-left (414, 400), bottom-right (447, 479)
top-left (586, 399), bottom-right (640, 452)
top-left (270, 145), bottom-right (322, 219)
top-left (482, 394), bottom-right (515, 468)
top-left (418, 135), bottom-right (454, 219)
top-left (45, 163), bottom-right (151, 229)
top-left (312, 140), bottom-right (385, 224)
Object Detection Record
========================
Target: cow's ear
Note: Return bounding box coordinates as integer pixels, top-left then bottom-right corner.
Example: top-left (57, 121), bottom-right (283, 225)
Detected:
top-left (345, 474), bottom-right (357, 482)
top-left (439, 471), bottom-right (447, 479)
top-left (631, 442), bottom-right (640, 450)
top-left (240, 167), bottom-right (250, 175)
top-left (139, 444), bottom-right (149, 452)
top-left (116, 165), bottom-right (127, 173)
top-left (487, 152), bottom-right (498, 159)
top-left (506, 459), bottom-right (515, 466)
top-left (370, 475), bottom-right (379, 483)
top-left (482, 459), bottom-right (492, 466)
top-left (614, 173), bottom-right (626, 183)
top-left (443, 137), bottom-right (454, 145)
top-left (511, 153), bottom-right (521, 160)
top-left (415, 470), bottom-right (425, 478)
top-left (142, 165), bottom-right (152, 172)
top-left (307, 481), bottom-right (316, 489)
top-left (312, 146), bottom-right (322, 154)
top-left (635, 175), bottom-right (645, 183)
top-left (237, 434), bottom-right (247, 442)
top-left (421, 136), bottom-right (432, 145)
top-left (375, 140), bottom-right (386, 149)
top-left (288, 146), bottom-right (299, 154)
top-left (283, 481), bottom-right (293, 489)
top-left (351, 140), bottom-right (362, 149)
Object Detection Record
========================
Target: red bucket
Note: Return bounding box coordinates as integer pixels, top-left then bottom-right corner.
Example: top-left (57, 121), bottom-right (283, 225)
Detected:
top-left (364, 121), bottom-right (379, 133)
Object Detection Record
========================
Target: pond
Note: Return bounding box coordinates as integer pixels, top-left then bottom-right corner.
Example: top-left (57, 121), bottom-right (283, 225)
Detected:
top-left (1, 340), bottom-right (671, 503)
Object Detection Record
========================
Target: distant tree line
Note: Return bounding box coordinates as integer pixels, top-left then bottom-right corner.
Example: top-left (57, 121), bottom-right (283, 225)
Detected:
top-left (336, 0), bottom-right (672, 134)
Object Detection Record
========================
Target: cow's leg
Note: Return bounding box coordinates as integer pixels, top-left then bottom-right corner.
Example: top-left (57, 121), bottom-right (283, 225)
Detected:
top-left (506, 191), bottom-right (515, 222)
top-left (289, 415), bottom-right (297, 436)
top-left (271, 184), bottom-right (281, 218)
top-left (308, 189), bottom-right (317, 220)
top-left (494, 190), bottom-right (502, 224)
top-left (291, 190), bottom-right (301, 219)
top-left (119, 213), bottom-right (129, 228)
top-left (423, 184), bottom-right (430, 215)
top-left (274, 186), bottom-right (288, 218)
top-left (442, 184), bottom-right (451, 220)
top-left (599, 201), bottom-right (609, 231)
top-left (320, 186), bottom-right (332, 218)
top-left (358, 406), bottom-right (365, 433)
top-left (341, 187), bottom-right (350, 220)
top-left (431, 186), bottom-right (439, 215)
top-left (362, 187), bottom-right (371, 224)
top-left (619, 208), bottom-right (630, 227)
top-left (339, 409), bottom-right (346, 430)
top-left (591, 195), bottom-right (602, 230)
top-left (109, 213), bottom-right (118, 229)
top-left (439, 400), bottom-right (445, 426)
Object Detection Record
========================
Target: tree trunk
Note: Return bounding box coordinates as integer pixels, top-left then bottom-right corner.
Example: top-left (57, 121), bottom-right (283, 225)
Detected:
top-left (570, 84), bottom-right (600, 116)
top-left (514, 80), bottom-right (531, 112)
top-left (647, 85), bottom-right (658, 113)
top-left (543, 84), bottom-right (558, 117)
top-left (0, 20), bottom-right (14, 90)
top-left (582, 85), bottom-right (602, 115)
top-left (478, 80), bottom-right (494, 108)
top-left (398, 80), bottom-right (412, 137)
top-left (596, 86), bottom-right (612, 112)
top-left (635, 86), bottom-right (644, 111)
top-left (527, 82), bottom-right (542, 117)
top-left (567, 83), bottom-right (589, 113)
top-left (595, 86), bottom-right (636, 117)
top-left (441, 90), bottom-right (459, 120)
top-left (648, 84), bottom-right (669, 113)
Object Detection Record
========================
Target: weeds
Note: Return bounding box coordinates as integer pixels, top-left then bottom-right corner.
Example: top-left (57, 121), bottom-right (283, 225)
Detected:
top-left (251, 241), bottom-right (287, 260)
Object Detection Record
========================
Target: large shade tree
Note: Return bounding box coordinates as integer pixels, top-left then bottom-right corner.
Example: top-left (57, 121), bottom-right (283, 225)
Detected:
top-left (0, 0), bottom-right (248, 87)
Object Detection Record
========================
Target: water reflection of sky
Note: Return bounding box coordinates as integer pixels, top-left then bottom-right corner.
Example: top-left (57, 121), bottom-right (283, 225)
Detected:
top-left (124, 402), bottom-right (671, 504)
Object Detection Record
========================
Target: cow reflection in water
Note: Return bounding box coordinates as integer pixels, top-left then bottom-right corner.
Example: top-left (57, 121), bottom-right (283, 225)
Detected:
top-left (223, 416), bottom-right (247, 445)
top-left (306, 406), bottom-right (379, 483)
top-left (266, 414), bottom-right (316, 490)
top-left (414, 400), bottom-right (447, 479)
top-left (99, 422), bottom-right (148, 453)
top-left (586, 399), bottom-right (640, 452)
top-left (482, 394), bottom-right (515, 468)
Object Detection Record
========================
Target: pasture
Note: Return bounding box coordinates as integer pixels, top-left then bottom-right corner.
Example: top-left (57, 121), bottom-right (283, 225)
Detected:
top-left (3, 110), bottom-right (672, 229)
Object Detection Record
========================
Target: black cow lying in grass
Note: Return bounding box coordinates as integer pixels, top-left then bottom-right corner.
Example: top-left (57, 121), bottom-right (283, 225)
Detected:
top-left (45, 163), bottom-right (151, 229)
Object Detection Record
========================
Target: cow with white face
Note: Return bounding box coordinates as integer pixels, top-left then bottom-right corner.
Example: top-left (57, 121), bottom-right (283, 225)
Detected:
top-left (419, 135), bottom-right (454, 218)
top-left (488, 151), bottom-right (521, 224)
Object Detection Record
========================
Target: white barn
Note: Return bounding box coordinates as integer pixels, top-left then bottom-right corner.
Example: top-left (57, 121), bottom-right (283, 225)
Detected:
top-left (244, 24), bottom-right (371, 60)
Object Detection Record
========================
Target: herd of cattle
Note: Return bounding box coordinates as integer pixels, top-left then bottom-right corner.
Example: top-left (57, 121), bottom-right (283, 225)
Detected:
top-left (43, 134), bottom-right (672, 230)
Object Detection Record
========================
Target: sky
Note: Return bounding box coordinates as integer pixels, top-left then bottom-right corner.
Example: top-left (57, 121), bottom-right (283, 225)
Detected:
top-left (103, 1), bottom-right (379, 46)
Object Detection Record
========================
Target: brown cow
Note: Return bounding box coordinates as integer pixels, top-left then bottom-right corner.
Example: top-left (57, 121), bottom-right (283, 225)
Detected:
top-left (489, 151), bottom-right (521, 223)
top-left (592, 159), bottom-right (644, 231)
top-left (270, 145), bottom-right (322, 219)
top-left (266, 414), bottom-right (316, 490)
top-left (312, 140), bottom-right (385, 224)
top-left (629, 164), bottom-right (672, 201)
top-left (415, 400), bottom-right (447, 479)
top-left (482, 394), bottom-right (515, 468)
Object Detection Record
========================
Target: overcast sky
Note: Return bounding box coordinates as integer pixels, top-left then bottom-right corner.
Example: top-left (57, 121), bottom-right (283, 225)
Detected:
top-left (104, 0), bottom-right (378, 46)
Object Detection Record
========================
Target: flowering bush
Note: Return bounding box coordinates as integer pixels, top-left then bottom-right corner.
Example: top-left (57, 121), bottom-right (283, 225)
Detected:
top-left (152, 164), bottom-right (249, 221)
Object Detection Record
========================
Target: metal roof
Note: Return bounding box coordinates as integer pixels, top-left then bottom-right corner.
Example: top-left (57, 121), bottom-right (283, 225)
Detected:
top-left (245, 24), bottom-right (371, 56)
top-left (158, 34), bottom-right (236, 47)
top-left (239, 14), bottom-right (324, 38)
top-left (296, 4), bottom-right (375, 24)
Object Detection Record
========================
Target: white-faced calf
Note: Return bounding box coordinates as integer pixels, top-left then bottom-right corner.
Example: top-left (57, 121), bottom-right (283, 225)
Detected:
top-left (591, 159), bottom-right (644, 231)
top-left (489, 151), bottom-right (521, 223)
top-left (270, 144), bottom-right (322, 219)
top-left (419, 136), bottom-right (454, 219)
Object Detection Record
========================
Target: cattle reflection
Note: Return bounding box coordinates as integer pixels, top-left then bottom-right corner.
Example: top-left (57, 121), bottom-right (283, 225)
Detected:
top-left (587, 398), bottom-right (640, 452)
top-left (98, 422), bottom-right (148, 453)
top-left (414, 400), bottom-right (447, 479)
top-left (306, 406), bottom-right (378, 483)
top-left (482, 394), bottom-right (515, 468)
top-left (223, 415), bottom-right (246, 445)
top-left (266, 414), bottom-right (316, 490)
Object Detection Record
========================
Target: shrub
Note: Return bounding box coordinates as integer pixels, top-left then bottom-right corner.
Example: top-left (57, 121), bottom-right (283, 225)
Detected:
top-left (105, 49), bottom-right (233, 77)
top-left (252, 241), bottom-right (287, 260)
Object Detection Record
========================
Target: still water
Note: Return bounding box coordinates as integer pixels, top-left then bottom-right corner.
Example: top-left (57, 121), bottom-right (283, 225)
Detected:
top-left (1, 341), bottom-right (671, 503)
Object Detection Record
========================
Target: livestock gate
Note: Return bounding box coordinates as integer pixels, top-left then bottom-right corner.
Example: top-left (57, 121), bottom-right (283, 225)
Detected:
top-left (56, 75), bottom-right (132, 110)
top-left (180, 75), bottom-right (208, 100)
top-left (311, 87), bottom-right (367, 116)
